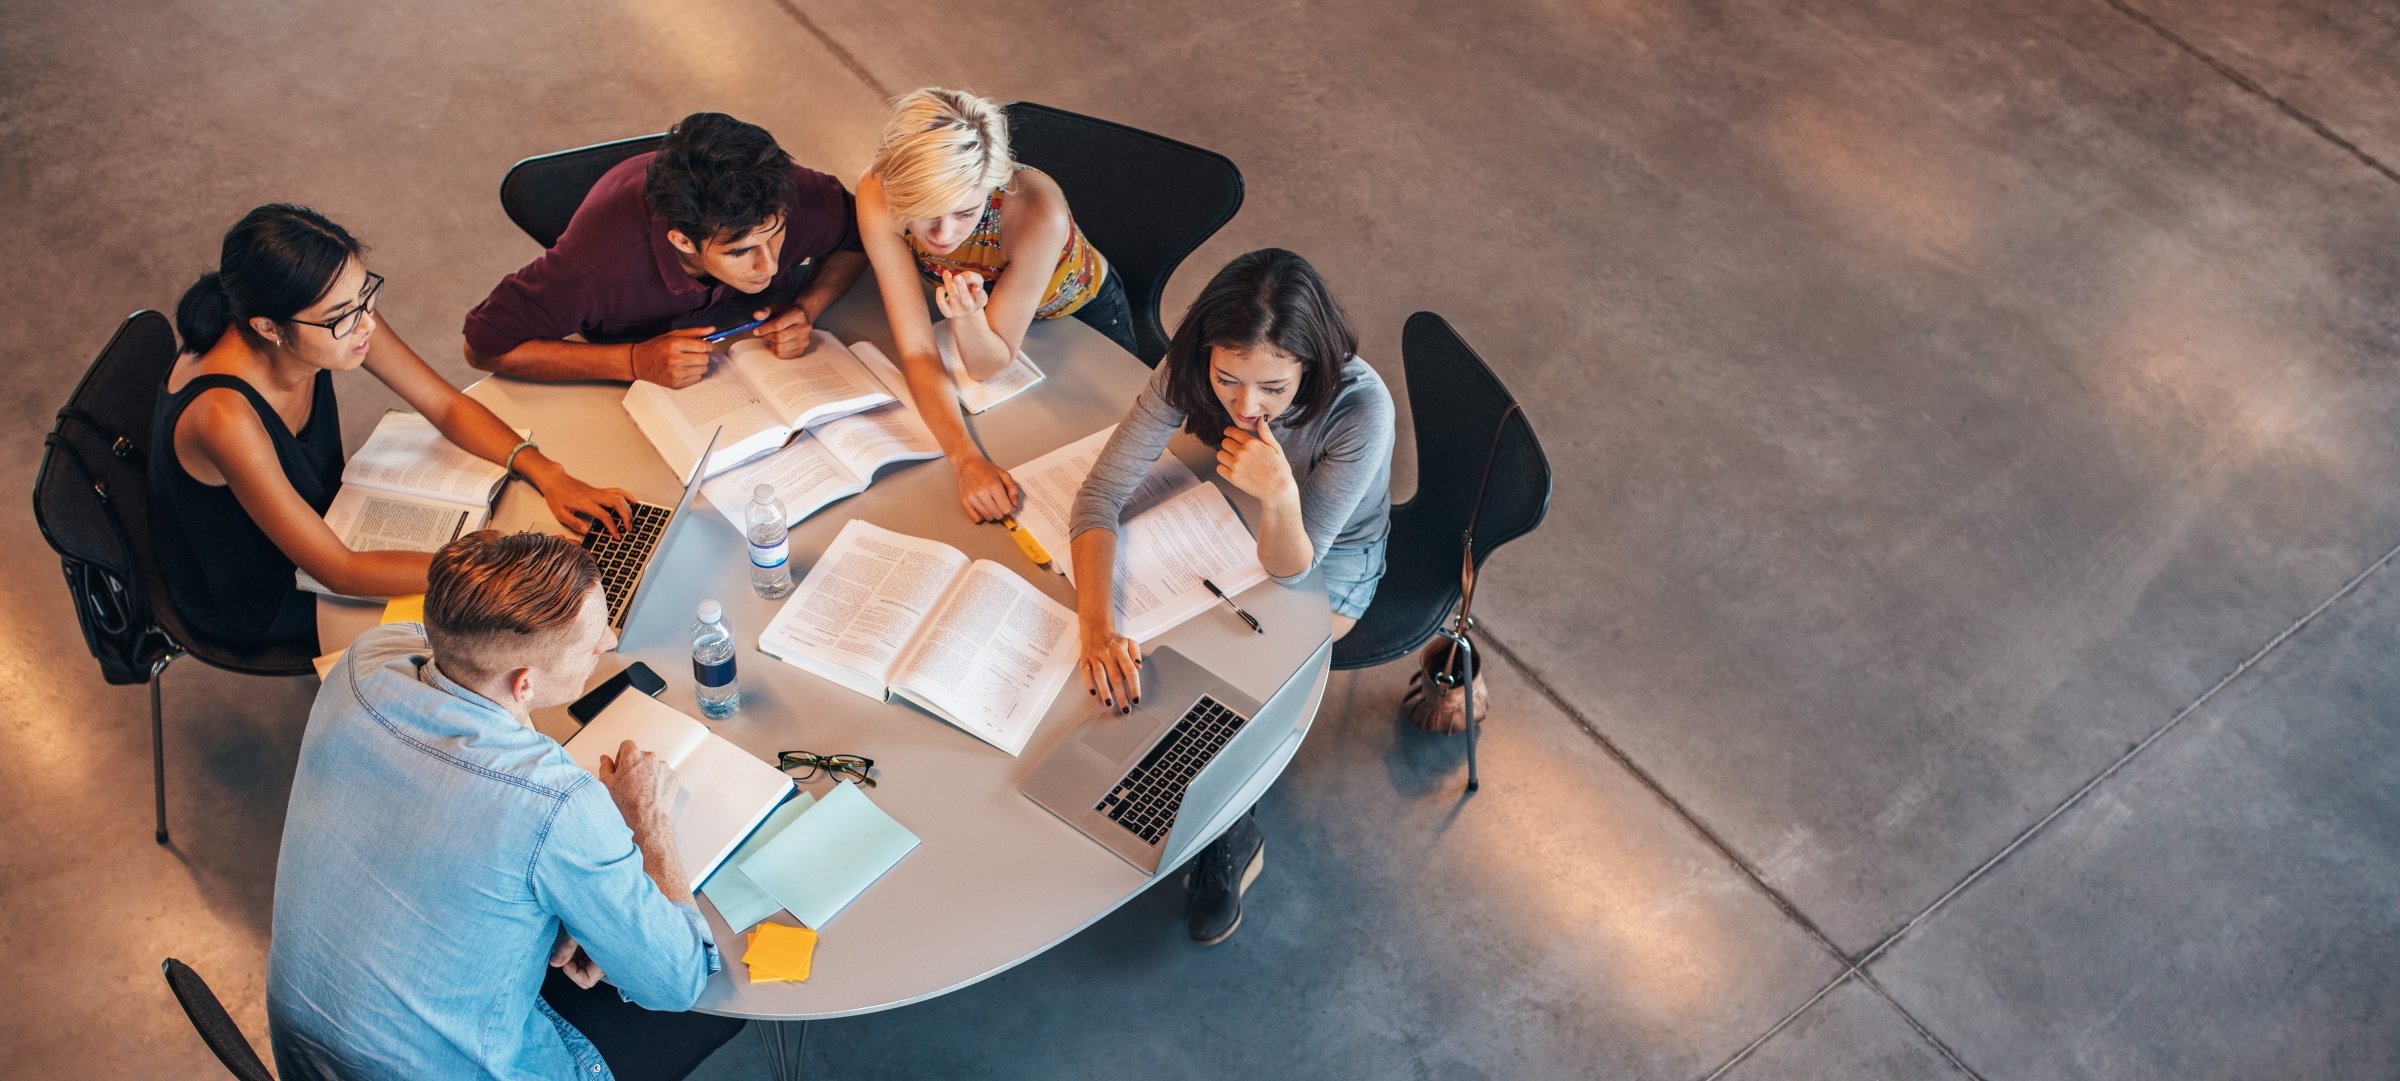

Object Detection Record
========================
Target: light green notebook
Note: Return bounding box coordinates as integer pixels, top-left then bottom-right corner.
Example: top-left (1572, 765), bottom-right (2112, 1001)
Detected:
top-left (699, 791), bottom-right (816, 933)
top-left (740, 781), bottom-right (921, 930)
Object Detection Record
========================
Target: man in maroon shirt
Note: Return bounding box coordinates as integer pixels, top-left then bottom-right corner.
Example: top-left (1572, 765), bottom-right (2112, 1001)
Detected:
top-left (463, 112), bottom-right (868, 388)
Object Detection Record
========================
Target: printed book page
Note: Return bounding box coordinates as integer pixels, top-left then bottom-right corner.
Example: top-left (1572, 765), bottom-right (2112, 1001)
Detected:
top-left (342, 411), bottom-right (517, 505)
top-left (297, 487), bottom-right (484, 595)
top-left (757, 520), bottom-right (971, 694)
top-left (731, 332), bottom-right (893, 430)
top-left (1012, 426), bottom-right (1202, 584)
top-left (890, 559), bottom-right (1079, 756)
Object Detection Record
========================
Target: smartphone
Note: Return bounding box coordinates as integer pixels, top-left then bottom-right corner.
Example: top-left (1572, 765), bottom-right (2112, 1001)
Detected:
top-left (568, 661), bottom-right (667, 724)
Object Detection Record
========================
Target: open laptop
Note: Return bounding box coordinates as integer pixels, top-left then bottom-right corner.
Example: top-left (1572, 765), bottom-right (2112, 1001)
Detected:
top-left (1020, 643), bottom-right (1324, 874)
top-left (582, 428), bottom-right (719, 632)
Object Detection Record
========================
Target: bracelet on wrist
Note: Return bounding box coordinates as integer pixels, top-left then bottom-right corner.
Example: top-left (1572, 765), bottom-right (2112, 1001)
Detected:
top-left (503, 440), bottom-right (540, 483)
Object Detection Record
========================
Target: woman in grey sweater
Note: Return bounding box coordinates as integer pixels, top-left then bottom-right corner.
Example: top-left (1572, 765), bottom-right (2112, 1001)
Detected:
top-left (1066, 248), bottom-right (1394, 943)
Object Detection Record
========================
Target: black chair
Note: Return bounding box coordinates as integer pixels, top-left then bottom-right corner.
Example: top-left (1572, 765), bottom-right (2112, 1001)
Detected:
top-left (1332, 314), bottom-right (1553, 788)
top-left (499, 133), bottom-right (668, 249)
top-left (1005, 102), bottom-right (1244, 365)
top-left (162, 958), bottom-right (275, 1080)
top-left (33, 311), bottom-right (316, 844)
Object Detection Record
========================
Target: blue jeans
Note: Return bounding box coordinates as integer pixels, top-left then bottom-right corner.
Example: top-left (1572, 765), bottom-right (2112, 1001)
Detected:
top-left (1069, 268), bottom-right (1138, 355)
top-left (1321, 536), bottom-right (1389, 620)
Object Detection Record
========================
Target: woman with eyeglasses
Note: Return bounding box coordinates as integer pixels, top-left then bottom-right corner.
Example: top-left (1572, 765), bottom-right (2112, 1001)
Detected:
top-left (152, 204), bottom-right (632, 649)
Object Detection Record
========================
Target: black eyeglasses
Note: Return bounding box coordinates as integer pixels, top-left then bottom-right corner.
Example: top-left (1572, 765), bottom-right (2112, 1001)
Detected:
top-left (776, 751), bottom-right (876, 788)
top-left (287, 272), bottom-right (384, 339)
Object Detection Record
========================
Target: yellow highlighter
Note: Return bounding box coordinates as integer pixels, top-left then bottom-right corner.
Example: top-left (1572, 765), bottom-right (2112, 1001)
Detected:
top-left (999, 516), bottom-right (1054, 571)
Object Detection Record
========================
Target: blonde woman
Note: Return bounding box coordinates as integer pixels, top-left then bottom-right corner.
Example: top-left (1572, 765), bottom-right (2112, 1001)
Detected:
top-left (857, 87), bottom-right (1134, 522)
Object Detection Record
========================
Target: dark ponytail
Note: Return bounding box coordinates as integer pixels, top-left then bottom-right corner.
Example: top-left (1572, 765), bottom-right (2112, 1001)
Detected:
top-left (174, 204), bottom-right (366, 355)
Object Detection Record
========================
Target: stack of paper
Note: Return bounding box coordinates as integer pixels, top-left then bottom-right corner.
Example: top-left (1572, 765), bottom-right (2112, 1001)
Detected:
top-left (742, 922), bottom-right (818, 984)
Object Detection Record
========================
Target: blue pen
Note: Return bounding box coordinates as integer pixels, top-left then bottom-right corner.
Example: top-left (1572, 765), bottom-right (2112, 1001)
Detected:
top-left (703, 318), bottom-right (765, 343)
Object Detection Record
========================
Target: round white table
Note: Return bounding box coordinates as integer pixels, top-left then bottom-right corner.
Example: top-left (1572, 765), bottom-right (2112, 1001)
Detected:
top-left (319, 280), bottom-right (1332, 1019)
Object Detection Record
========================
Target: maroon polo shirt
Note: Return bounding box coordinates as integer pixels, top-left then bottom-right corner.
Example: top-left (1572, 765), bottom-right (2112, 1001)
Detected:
top-left (463, 152), bottom-right (862, 357)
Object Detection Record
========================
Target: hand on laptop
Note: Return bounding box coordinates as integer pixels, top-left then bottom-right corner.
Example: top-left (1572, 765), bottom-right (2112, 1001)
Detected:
top-left (532, 472), bottom-right (631, 539)
top-left (1078, 619), bottom-right (1142, 714)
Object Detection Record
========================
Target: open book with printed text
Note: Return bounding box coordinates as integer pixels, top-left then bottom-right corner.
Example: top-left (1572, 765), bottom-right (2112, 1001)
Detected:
top-left (296, 410), bottom-right (520, 596)
top-left (757, 520), bottom-right (1079, 756)
top-left (697, 341), bottom-right (942, 527)
top-left (623, 330), bottom-right (895, 483)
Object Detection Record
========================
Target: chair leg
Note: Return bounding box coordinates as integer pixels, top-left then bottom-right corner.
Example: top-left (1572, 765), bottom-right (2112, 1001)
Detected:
top-left (1452, 635), bottom-right (1480, 794)
top-left (149, 655), bottom-right (175, 844)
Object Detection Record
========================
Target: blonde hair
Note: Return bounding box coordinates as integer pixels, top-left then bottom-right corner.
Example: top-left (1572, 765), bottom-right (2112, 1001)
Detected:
top-left (871, 87), bottom-right (1013, 222)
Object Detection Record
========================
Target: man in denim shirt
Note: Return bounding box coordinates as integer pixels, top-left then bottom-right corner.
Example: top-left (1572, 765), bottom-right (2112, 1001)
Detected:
top-left (268, 531), bottom-right (741, 1079)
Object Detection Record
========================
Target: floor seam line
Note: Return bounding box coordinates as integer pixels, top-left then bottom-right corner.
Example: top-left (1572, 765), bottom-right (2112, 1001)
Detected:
top-left (1842, 535), bottom-right (2400, 978)
top-left (2097, 0), bottom-right (2400, 187)
top-left (761, 0), bottom-right (891, 99)
top-left (1471, 623), bottom-right (1867, 1080)
top-left (1854, 970), bottom-right (1989, 1080)
top-left (1476, 623), bottom-right (1852, 959)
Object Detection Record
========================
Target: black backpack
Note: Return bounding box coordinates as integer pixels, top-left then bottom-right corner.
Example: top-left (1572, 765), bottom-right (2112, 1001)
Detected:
top-left (32, 312), bottom-right (180, 685)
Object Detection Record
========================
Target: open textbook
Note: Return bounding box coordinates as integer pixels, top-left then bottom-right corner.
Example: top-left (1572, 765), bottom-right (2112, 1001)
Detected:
top-left (933, 318), bottom-right (1043, 414)
top-left (296, 411), bottom-right (520, 596)
top-left (698, 342), bottom-right (942, 527)
top-left (623, 330), bottom-right (895, 483)
top-left (1010, 426), bottom-right (1272, 643)
top-left (757, 520), bottom-right (1079, 756)
top-left (563, 688), bottom-right (794, 893)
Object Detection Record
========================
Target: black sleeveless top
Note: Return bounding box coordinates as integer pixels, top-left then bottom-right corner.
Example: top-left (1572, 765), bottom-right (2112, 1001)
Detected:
top-left (149, 370), bottom-right (344, 647)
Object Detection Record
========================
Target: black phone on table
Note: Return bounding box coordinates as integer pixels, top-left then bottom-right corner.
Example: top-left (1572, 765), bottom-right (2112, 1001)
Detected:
top-left (568, 661), bottom-right (667, 724)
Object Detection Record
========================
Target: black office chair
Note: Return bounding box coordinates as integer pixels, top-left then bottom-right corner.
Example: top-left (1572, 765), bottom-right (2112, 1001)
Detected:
top-left (1332, 314), bottom-right (1553, 788)
top-left (162, 958), bottom-right (275, 1080)
top-left (499, 133), bottom-right (668, 249)
top-left (33, 311), bottom-right (317, 844)
top-left (1005, 102), bottom-right (1245, 365)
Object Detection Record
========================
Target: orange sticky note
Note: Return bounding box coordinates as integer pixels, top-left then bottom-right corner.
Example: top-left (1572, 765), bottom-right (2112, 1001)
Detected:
top-left (382, 594), bottom-right (426, 624)
top-left (742, 921), bottom-right (817, 983)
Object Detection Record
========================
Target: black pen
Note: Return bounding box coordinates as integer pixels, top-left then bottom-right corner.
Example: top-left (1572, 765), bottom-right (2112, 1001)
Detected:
top-left (1202, 578), bottom-right (1264, 634)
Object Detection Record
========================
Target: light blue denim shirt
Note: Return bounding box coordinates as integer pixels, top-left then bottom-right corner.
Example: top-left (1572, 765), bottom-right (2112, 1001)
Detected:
top-left (268, 624), bottom-right (720, 1080)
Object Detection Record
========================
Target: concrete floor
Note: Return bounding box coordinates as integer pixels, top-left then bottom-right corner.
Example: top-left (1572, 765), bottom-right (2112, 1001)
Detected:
top-left (3, 0), bottom-right (2396, 1077)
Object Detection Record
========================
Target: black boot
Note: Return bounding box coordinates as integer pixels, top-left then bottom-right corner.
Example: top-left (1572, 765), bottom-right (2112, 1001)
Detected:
top-left (1184, 811), bottom-right (1264, 944)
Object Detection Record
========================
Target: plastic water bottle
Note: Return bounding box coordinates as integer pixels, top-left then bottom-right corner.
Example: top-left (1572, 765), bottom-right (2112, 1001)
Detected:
top-left (747, 484), bottom-right (794, 599)
top-left (692, 600), bottom-right (739, 718)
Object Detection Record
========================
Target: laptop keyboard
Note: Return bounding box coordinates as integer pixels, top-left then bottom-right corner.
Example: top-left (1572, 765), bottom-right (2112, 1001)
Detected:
top-left (1096, 694), bottom-right (1250, 846)
top-left (581, 501), bottom-right (672, 627)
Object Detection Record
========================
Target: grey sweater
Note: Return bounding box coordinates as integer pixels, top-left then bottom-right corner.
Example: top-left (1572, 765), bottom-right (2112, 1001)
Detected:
top-left (1070, 356), bottom-right (1395, 583)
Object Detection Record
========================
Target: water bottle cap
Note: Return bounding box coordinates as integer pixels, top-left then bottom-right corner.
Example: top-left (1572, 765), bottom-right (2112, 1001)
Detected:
top-left (696, 599), bottom-right (723, 623)
top-left (753, 484), bottom-right (776, 502)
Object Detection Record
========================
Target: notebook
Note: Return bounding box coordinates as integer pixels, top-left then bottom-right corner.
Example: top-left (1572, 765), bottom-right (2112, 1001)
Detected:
top-left (930, 320), bottom-right (1043, 414)
top-left (701, 790), bottom-right (818, 933)
top-left (739, 780), bottom-right (920, 930)
top-left (562, 690), bottom-right (792, 893)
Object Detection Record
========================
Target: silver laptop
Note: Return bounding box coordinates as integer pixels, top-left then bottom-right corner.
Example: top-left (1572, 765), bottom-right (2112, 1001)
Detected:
top-left (1020, 644), bottom-right (1322, 874)
top-left (582, 428), bottom-right (719, 632)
